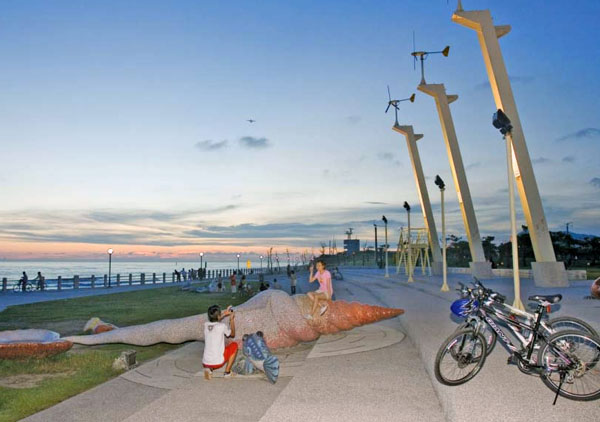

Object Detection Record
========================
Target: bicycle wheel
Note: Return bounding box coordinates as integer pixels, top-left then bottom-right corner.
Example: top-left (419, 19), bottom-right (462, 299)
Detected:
top-left (13, 284), bottom-right (21, 293)
top-left (25, 283), bottom-right (33, 292)
top-left (435, 328), bottom-right (487, 386)
top-left (457, 321), bottom-right (497, 356)
top-left (538, 330), bottom-right (600, 401)
top-left (548, 316), bottom-right (599, 339)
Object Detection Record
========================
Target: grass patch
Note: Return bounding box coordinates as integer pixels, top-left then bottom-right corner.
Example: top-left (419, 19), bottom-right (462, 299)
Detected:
top-left (0, 285), bottom-right (254, 421)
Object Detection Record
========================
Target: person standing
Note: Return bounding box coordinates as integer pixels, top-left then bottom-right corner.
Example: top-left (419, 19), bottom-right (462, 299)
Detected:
top-left (290, 270), bottom-right (297, 295)
top-left (230, 271), bottom-right (237, 295)
top-left (34, 271), bottom-right (45, 291)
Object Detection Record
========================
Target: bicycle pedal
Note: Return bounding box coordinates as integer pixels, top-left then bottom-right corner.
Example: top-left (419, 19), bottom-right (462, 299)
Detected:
top-left (507, 355), bottom-right (518, 365)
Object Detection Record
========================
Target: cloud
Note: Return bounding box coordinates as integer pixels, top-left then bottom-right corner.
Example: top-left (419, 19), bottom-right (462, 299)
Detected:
top-left (590, 178), bottom-right (600, 189)
top-left (239, 136), bottom-right (271, 149)
top-left (556, 128), bottom-right (600, 142)
top-left (195, 140), bottom-right (228, 151)
top-left (475, 75), bottom-right (534, 90)
top-left (532, 157), bottom-right (551, 164)
top-left (465, 161), bottom-right (481, 170)
top-left (364, 201), bottom-right (388, 205)
top-left (376, 152), bottom-right (401, 166)
top-left (345, 115), bottom-right (361, 124)
top-left (562, 155), bottom-right (575, 163)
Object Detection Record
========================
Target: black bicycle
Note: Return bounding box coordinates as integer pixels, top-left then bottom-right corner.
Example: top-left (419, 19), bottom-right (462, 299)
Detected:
top-left (435, 279), bottom-right (600, 404)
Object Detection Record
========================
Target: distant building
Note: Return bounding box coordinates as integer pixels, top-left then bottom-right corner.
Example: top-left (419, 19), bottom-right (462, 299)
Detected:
top-left (343, 239), bottom-right (360, 255)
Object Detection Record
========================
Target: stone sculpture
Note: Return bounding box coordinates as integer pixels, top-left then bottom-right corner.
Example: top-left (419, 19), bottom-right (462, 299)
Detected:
top-left (0, 329), bottom-right (72, 359)
top-left (63, 290), bottom-right (404, 349)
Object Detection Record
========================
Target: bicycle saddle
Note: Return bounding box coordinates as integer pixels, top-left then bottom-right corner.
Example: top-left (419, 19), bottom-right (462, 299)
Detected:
top-left (527, 294), bottom-right (562, 304)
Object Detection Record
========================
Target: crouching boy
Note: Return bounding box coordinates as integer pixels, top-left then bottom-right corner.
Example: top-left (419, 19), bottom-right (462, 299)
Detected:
top-left (203, 304), bottom-right (238, 379)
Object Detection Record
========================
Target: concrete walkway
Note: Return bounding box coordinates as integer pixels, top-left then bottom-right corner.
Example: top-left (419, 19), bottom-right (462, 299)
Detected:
top-left (18, 268), bottom-right (600, 421)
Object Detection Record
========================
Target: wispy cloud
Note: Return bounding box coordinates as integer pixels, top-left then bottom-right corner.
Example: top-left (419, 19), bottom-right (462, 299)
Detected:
top-left (195, 140), bottom-right (228, 151)
top-left (590, 178), bottom-right (600, 189)
top-left (465, 161), bottom-right (481, 170)
top-left (377, 152), bottom-right (401, 166)
top-left (532, 157), bottom-right (551, 164)
top-left (475, 75), bottom-right (534, 90)
top-left (562, 155), bottom-right (575, 163)
top-left (345, 115), bottom-right (361, 124)
top-left (364, 201), bottom-right (388, 205)
top-left (556, 128), bottom-right (600, 142)
top-left (239, 136), bottom-right (271, 149)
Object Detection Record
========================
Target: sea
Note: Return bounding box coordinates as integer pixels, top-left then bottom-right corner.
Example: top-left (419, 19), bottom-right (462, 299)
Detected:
top-left (0, 260), bottom-right (264, 281)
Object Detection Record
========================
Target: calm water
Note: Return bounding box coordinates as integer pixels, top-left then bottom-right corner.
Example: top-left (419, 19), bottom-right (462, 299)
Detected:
top-left (0, 260), bottom-right (269, 280)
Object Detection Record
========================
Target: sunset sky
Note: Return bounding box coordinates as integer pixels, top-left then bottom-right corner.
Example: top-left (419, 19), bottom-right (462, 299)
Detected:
top-left (1, 0), bottom-right (599, 260)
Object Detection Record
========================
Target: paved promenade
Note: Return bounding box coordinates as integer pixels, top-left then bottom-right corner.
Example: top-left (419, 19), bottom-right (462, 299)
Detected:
top-left (13, 268), bottom-right (600, 421)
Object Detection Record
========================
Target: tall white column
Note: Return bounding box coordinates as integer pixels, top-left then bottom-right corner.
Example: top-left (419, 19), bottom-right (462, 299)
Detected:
top-left (393, 124), bottom-right (443, 275)
top-left (452, 5), bottom-right (567, 286)
top-left (440, 187), bottom-right (450, 292)
top-left (418, 83), bottom-right (493, 279)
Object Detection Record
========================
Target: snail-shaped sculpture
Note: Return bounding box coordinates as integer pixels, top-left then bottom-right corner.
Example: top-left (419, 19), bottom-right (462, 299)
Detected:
top-left (63, 290), bottom-right (404, 349)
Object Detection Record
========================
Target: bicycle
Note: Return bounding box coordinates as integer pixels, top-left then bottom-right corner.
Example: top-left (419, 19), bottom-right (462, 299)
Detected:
top-left (13, 281), bottom-right (35, 293)
top-left (454, 279), bottom-right (599, 360)
top-left (435, 279), bottom-right (600, 404)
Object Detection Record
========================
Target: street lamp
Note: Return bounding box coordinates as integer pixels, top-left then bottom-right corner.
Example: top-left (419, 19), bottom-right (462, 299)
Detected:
top-left (200, 252), bottom-right (204, 279)
top-left (435, 175), bottom-right (449, 292)
top-left (260, 255), bottom-right (263, 273)
top-left (493, 109), bottom-right (524, 310)
top-left (373, 223), bottom-right (379, 268)
top-left (107, 248), bottom-right (114, 288)
top-left (237, 254), bottom-right (240, 272)
top-left (382, 215), bottom-right (389, 277)
top-left (403, 202), bottom-right (414, 282)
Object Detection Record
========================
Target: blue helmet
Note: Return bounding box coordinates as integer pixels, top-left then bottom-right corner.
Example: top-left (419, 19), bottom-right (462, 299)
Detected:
top-left (451, 298), bottom-right (479, 317)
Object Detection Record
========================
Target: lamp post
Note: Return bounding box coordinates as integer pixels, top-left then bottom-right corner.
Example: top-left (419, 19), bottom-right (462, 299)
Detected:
top-left (382, 215), bottom-right (389, 277)
top-left (107, 248), bottom-right (113, 288)
top-left (260, 255), bottom-right (263, 273)
top-left (373, 223), bottom-right (379, 268)
top-left (435, 176), bottom-right (449, 292)
top-left (200, 252), bottom-right (204, 279)
top-left (237, 254), bottom-right (240, 273)
top-left (493, 109), bottom-right (525, 310)
top-left (403, 202), bottom-right (414, 282)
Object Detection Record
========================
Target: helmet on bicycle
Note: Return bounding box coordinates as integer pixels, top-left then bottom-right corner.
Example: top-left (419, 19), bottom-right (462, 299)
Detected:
top-left (451, 298), bottom-right (479, 317)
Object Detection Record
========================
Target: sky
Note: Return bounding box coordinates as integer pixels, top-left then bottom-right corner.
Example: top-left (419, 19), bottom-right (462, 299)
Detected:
top-left (0, 0), bottom-right (599, 261)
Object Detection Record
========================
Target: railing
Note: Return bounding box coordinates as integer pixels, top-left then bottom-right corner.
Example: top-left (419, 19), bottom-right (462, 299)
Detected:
top-left (1, 264), bottom-right (308, 293)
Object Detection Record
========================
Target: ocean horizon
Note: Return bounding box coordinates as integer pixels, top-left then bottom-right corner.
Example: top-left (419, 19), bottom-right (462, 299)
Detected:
top-left (0, 259), bottom-right (290, 280)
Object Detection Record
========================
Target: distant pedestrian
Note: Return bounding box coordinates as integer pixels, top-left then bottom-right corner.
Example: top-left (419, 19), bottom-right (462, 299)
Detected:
top-left (290, 270), bottom-right (297, 295)
top-left (34, 271), bottom-right (45, 291)
top-left (230, 272), bottom-right (237, 294)
top-left (286, 264), bottom-right (292, 278)
top-left (182, 268), bottom-right (188, 281)
top-left (272, 278), bottom-right (281, 290)
top-left (175, 270), bottom-right (181, 282)
top-left (238, 275), bottom-right (246, 292)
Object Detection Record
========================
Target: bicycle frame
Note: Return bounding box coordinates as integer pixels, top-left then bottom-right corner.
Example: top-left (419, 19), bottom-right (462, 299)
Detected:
top-left (468, 301), bottom-right (577, 370)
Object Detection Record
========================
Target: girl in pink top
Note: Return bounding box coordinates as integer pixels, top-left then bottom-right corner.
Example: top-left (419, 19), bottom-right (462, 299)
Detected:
top-left (307, 259), bottom-right (333, 318)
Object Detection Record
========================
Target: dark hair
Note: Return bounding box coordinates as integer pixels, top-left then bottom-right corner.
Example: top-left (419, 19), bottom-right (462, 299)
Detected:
top-left (291, 270), bottom-right (295, 274)
top-left (316, 259), bottom-right (326, 268)
top-left (208, 305), bottom-right (221, 322)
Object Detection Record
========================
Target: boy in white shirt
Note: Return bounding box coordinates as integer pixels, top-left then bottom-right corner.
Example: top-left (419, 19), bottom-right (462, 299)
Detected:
top-left (202, 304), bottom-right (238, 379)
